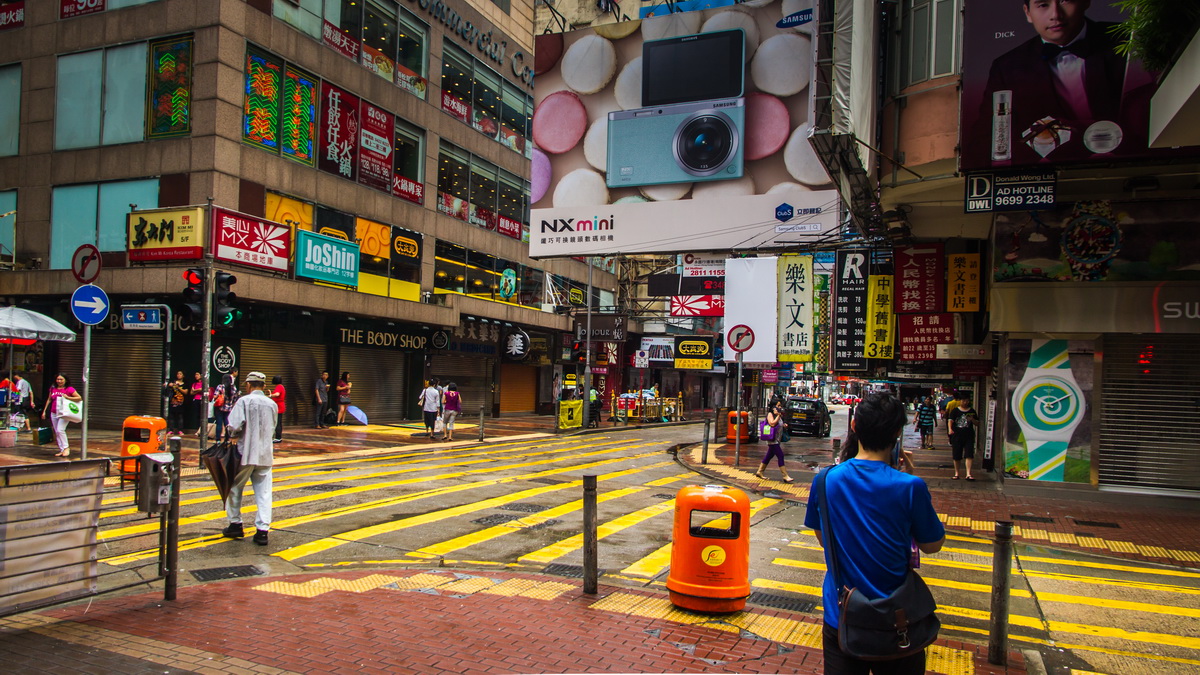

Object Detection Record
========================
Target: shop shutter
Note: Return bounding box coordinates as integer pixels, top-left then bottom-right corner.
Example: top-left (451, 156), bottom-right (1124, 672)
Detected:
top-left (1099, 335), bottom-right (1200, 494)
top-left (431, 354), bottom-right (492, 416)
top-left (57, 333), bottom-right (163, 429)
top-left (339, 346), bottom-right (410, 424)
top-left (498, 363), bottom-right (537, 414)
top-left (239, 340), bottom-right (327, 427)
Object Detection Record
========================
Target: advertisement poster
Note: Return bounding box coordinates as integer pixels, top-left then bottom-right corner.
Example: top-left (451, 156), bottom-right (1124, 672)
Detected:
top-left (392, 173), bottom-right (424, 205)
top-left (894, 243), bottom-right (944, 314)
top-left (497, 215), bottom-right (522, 240)
top-left (295, 229), bottom-right (359, 285)
top-left (833, 249), bottom-right (868, 371)
top-left (322, 20), bottom-right (360, 61)
top-left (864, 275), bottom-right (894, 360)
top-left (725, 257), bottom-right (778, 364)
top-left (390, 227), bottom-right (422, 273)
top-left (1004, 339), bottom-right (1093, 483)
top-left (993, 200), bottom-right (1200, 283)
top-left (961, 1), bottom-right (1195, 170)
top-left (948, 253), bottom-right (982, 312)
top-left (777, 254), bottom-right (813, 362)
top-left (670, 295), bottom-right (724, 317)
top-left (126, 207), bottom-right (205, 261)
top-left (897, 313), bottom-right (954, 361)
top-left (640, 336), bottom-right (675, 363)
top-left (319, 81), bottom-right (360, 181)
top-left (212, 207), bottom-right (291, 273)
top-left (530, 3), bottom-right (836, 259)
top-left (60, 0), bottom-right (103, 20)
top-left (441, 90), bottom-right (471, 124)
top-left (673, 335), bottom-right (713, 370)
top-left (358, 100), bottom-right (394, 193)
top-left (0, 1), bottom-right (24, 31)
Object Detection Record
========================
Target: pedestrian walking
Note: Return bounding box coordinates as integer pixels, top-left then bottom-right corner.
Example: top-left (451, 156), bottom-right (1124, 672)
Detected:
top-left (419, 379), bottom-right (441, 438)
top-left (270, 375), bottom-right (287, 443)
top-left (313, 370), bottom-right (329, 428)
top-left (191, 372), bottom-right (205, 431)
top-left (222, 371), bottom-right (278, 546)
top-left (947, 393), bottom-right (980, 481)
top-left (805, 393), bottom-right (946, 673)
top-left (914, 395), bottom-right (938, 449)
top-left (335, 372), bottom-right (352, 425)
top-left (214, 369), bottom-right (239, 438)
top-left (43, 373), bottom-right (82, 458)
top-left (442, 382), bottom-right (462, 441)
top-left (12, 373), bottom-right (33, 432)
top-left (754, 398), bottom-right (794, 483)
top-left (164, 370), bottom-right (188, 434)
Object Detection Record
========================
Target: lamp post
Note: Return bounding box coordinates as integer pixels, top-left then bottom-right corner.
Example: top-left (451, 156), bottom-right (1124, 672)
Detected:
top-left (582, 259), bottom-right (593, 429)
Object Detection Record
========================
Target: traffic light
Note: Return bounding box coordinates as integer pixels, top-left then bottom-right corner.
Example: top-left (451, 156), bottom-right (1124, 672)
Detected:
top-left (182, 268), bottom-right (205, 324)
top-left (570, 341), bottom-right (586, 364)
top-left (214, 272), bottom-right (242, 328)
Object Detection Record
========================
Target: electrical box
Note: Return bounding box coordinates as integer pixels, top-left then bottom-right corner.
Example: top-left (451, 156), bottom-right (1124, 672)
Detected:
top-left (135, 452), bottom-right (175, 514)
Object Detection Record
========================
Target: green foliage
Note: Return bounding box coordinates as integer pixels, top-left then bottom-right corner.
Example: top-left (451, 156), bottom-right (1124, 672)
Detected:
top-left (1111, 0), bottom-right (1200, 74)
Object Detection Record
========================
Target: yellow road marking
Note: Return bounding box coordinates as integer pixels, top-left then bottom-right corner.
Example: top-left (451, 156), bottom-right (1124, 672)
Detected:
top-left (770, 557), bottom-right (1035, 598)
top-left (519, 497), bottom-right (677, 565)
top-left (620, 498), bottom-right (780, 578)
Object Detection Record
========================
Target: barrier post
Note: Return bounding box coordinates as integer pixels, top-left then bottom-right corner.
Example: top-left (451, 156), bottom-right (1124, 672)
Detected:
top-left (988, 521), bottom-right (1014, 665)
top-left (702, 417), bottom-right (711, 464)
top-left (478, 406), bottom-right (485, 441)
top-left (164, 435), bottom-right (182, 601)
top-left (583, 475), bottom-right (598, 594)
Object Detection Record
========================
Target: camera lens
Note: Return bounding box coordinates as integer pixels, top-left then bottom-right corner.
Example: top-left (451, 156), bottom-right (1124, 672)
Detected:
top-left (673, 112), bottom-right (736, 176)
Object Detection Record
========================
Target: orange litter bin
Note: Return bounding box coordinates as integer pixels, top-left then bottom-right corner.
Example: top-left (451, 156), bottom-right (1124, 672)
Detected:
top-left (121, 416), bottom-right (167, 483)
top-left (725, 410), bottom-right (750, 443)
top-left (666, 484), bottom-right (751, 613)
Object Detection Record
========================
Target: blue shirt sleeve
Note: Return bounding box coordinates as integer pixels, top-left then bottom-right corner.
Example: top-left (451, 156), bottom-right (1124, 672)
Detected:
top-left (803, 473), bottom-right (822, 532)
top-left (909, 478), bottom-right (946, 544)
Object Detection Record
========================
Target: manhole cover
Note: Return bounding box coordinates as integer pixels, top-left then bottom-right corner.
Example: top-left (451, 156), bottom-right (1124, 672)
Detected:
top-left (191, 565), bottom-right (264, 582)
top-left (747, 591), bottom-right (816, 614)
top-left (498, 503), bottom-right (547, 513)
top-left (472, 514), bottom-right (522, 526)
top-left (543, 563), bottom-right (588, 578)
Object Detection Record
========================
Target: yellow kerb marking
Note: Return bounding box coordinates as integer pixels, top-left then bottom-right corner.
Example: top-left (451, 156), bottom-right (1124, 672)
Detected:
top-left (1049, 532), bottom-right (1078, 545)
top-left (944, 516), bottom-right (971, 528)
top-left (1137, 545), bottom-right (1171, 558)
top-left (1076, 537), bottom-right (1107, 549)
top-left (1021, 529), bottom-right (1050, 540)
top-left (1169, 549), bottom-right (1200, 562)
top-left (646, 472), bottom-right (693, 487)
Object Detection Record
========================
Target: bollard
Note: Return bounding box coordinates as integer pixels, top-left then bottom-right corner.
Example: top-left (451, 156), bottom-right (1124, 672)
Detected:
top-left (702, 417), bottom-right (711, 464)
top-left (164, 436), bottom-right (182, 601)
top-left (478, 406), bottom-right (485, 441)
top-left (583, 475), bottom-right (598, 594)
top-left (988, 521), bottom-right (1014, 665)
top-left (832, 437), bottom-right (841, 463)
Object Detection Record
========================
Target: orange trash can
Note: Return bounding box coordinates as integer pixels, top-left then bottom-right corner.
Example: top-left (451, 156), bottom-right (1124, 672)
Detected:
top-left (122, 416), bottom-right (167, 482)
top-left (725, 410), bottom-right (750, 443)
top-left (666, 484), bottom-right (751, 613)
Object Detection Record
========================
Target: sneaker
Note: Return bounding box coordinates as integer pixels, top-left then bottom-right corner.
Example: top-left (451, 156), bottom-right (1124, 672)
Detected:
top-left (273, 439), bottom-right (281, 443)
top-left (253, 529), bottom-right (269, 546)
top-left (222, 523), bottom-right (245, 539)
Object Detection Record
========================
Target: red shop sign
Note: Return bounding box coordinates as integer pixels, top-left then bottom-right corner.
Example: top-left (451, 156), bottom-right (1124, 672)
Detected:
top-left (894, 243), bottom-right (945, 314)
top-left (318, 81), bottom-right (359, 181)
top-left (897, 313), bottom-right (954, 361)
top-left (358, 100), bottom-right (394, 193)
top-left (211, 207), bottom-right (291, 273)
top-left (61, 0), bottom-right (104, 20)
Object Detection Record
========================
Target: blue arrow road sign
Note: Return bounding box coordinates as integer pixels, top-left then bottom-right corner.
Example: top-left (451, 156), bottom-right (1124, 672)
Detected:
top-left (71, 285), bottom-right (110, 326)
top-left (121, 307), bottom-right (162, 330)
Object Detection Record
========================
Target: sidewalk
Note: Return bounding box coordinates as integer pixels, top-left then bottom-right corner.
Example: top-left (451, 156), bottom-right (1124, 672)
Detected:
top-left (0, 569), bottom-right (1028, 674)
top-left (679, 422), bottom-right (1200, 569)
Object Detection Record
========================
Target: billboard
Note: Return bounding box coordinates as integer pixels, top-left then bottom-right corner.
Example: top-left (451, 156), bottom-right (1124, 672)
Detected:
top-left (530, 3), bottom-right (837, 258)
top-left (126, 207), bottom-right (205, 261)
top-left (212, 207), bottom-right (291, 273)
top-left (961, 1), bottom-right (1196, 170)
top-left (295, 229), bottom-right (359, 286)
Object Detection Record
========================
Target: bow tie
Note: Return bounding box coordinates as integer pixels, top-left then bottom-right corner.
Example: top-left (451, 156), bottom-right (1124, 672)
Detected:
top-left (1042, 41), bottom-right (1090, 61)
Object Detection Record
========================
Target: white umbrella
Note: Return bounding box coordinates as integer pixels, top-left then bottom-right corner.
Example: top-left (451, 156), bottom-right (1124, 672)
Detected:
top-left (0, 306), bottom-right (77, 342)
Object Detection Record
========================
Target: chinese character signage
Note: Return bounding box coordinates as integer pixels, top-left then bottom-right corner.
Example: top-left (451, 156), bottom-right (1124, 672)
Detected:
top-left (897, 313), bottom-right (954, 361)
top-left (61, 0), bottom-right (103, 20)
top-left (321, 20), bottom-right (360, 61)
top-left (390, 228), bottom-right (422, 271)
top-left (281, 66), bottom-right (317, 166)
top-left (212, 207), bottom-right (291, 273)
top-left (319, 81), bottom-right (359, 181)
top-left (674, 336), bottom-right (713, 370)
top-left (441, 91), bottom-right (470, 124)
top-left (894, 244), bottom-right (944, 313)
top-left (244, 51), bottom-right (282, 152)
top-left (833, 250), bottom-right (868, 371)
top-left (670, 295), bottom-right (724, 317)
top-left (865, 275), bottom-right (895, 360)
top-left (147, 36), bottom-right (193, 139)
top-left (126, 207), bottom-right (205, 261)
top-left (0, 1), bottom-right (24, 31)
top-left (295, 229), bottom-right (359, 286)
top-left (948, 253), bottom-right (982, 311)
top-left (778, 255), bottom-right (814, 363)
top-left (392, 173), bottom-right (424, 205)
top-left (358, 100), bottom-right (394, 192)
top-left (497, 215), bottom-right (522, 240)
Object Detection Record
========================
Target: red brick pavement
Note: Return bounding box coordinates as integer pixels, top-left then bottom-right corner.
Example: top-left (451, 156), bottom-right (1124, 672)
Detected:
top-left (0, 569), bottom-right (1027, 675)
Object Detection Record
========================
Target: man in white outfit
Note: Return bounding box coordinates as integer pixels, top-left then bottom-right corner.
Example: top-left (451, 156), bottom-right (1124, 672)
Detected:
top-left (222, 371), bottom-right (278, 545)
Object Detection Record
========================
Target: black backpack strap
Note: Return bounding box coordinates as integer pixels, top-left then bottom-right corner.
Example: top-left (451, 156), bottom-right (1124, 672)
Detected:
top-left (817, 466), bottom-right (843, 593)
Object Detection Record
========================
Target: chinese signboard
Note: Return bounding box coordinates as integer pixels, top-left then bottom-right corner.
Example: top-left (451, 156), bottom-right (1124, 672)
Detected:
top-left (894, 244), bottom-right (944, 313)
top-left (126, 207), bottom-right (205, 261)
top-left (948, 253), bottom-right (982, 311)
top-left (673, 336), bottom-right (713, 370)
top-left (441, 91), bottom-right (470, 124)
top-left (212, 207), bottom-right (291, 273)
top-left (319, 81), bottom-right (359, 181)
top-left (358, 101), bottom-right (394, 192)
top-left (61, 0), bottom-right (103, 20)
top-left (573, 314), bottom-right (627, 342)
top-left (392, 173), bottom-right (424, 205)
top-left (833, 250), bottom-right (868, 371)
top-left (670, 295), bottom-right (725, 317)
top-left (321, 20), bottom-right (360, 61)
top-left (865, 275), bottom-right (895, 359)
top-left (777, 255), bottom-right (814, 363)
top-left (295, 229), bottom-right (359, 285)
top-left (897, 313), bottom-right (954, 361)
top-left (681, 253), bottom-right (727, 277)
top-left (0, 1), bottom-right (24, 31)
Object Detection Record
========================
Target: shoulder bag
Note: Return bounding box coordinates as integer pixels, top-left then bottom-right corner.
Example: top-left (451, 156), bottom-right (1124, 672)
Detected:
top-left (816, 467), bottom-right (940, 661)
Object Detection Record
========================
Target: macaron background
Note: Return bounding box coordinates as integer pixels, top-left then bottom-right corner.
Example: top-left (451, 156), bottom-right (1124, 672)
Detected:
top-left (531, 0), bottom-right (829, 211)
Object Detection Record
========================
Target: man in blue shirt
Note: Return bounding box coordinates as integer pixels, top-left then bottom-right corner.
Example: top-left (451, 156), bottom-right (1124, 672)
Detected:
top-left (805, 393), bottom-right (945, 673)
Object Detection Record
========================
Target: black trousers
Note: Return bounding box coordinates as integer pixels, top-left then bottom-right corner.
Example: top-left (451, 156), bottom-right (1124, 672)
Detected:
top-left (821, 625), bottom-right (925, 674)
top-left (313, 401), bottom-right (327, 427)
top-left (167, 406), bottom-right (186, 432)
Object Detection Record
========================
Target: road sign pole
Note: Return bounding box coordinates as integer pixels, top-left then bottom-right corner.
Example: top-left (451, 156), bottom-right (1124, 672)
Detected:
top-left (735, 351), bottom-right (743, 467)
top-left (81, 324), bottom-right (91, 461)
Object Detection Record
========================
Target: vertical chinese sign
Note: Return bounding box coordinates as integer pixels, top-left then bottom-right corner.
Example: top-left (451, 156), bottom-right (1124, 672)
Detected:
top-left (243, 51), bottom-right (282, 152)
top-left (947, 253), bottom-right (982, 311)
top-left (865, 275), bottom-right (895, 359)
top-left (282, 66), bottom-right (317, 166)
top-left (897, 313), bottom-right (954, 360)
top-left (894, 244), bottom-right (944, 313)
top-left (147, 36), bottom-right (193, 139)
top-left (833, 250), bottom-right (868, 371)
top-left (358, 100), bottom-right (394, 192)
top-left (778, 255), bottom-right (814, 362)
top-left (319, 82), bottom-right (360, 182)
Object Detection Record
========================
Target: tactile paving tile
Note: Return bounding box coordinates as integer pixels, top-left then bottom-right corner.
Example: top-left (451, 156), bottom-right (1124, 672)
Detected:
top-left (517, 580), bottom-right (575, 600)
top-left (782, 620), bottom-right (823, 649)
top-left (1136, 545), bottom-right (1171, 558)
top-left (1075, 537), bottom-right (1107, 549)
top-left (726, 613), bottom-right (798, 643)
top-left (438, 576), bottom-right (498, 595)
top-left (926, 644), bottom-right (976, 674)
top-left (478, 578), bottom-right (543, 596)
top-left (1049, 532), bottom-right (1078, 545)
top-left (252, 580), bottom-right (332, 598)
top-left (306, 574), bottom-right (403, 592)
top-left (1168, 549), bottom-right (1200, 562)
top-left (389, 572), bottom-right (455, 590)
top-left (1104, 540), bottom-right (1138, 553)
top-left (590, 592), bottom-right (707, 625)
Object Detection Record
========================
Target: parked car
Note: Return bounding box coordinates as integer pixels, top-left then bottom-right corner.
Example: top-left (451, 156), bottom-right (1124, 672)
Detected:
top-left (786, 396), bottom-right (833, 437)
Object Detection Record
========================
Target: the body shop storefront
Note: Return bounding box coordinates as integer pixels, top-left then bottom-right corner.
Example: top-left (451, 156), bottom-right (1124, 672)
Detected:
top-left (337, 323), bottom-right (428, 424)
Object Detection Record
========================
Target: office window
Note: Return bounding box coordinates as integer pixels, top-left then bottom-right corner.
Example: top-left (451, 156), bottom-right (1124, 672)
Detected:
top-left (469, 158), bottom-right (498, 231)
top-left (438, 143), bottom-right (471, 221)
top-left (496, 170), bottom-right (525, 240)
top-left (50, 179), bottom-right (158, 269)
top-left (441, 39), bottom-right (531, 154)
top-left (499, 82), bottom-right (526, 154)
top-left (472, 65), bottom-right (501, 139)
top-left (0, 191), bottom-right (14, 264)
top-left (55, 44), bottom-right (150, 149)
top-left (274, 0), bottom-right (323, 39)
top-left (393, 119), bottom-right (424, 204)
top-left (441, 43), bottom-right (473, 124)
top-left (362, 0), bottom-right (398, 83)
top-left (901, 0), bottom-right (959, 88)
top-left (0, 64), bottom-right (18, 157)
top-left (395, 9), bottom-right (428, 98)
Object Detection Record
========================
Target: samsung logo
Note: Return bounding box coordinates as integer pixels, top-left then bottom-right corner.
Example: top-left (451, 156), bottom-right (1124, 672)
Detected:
top-left (540, 216), bottom-right (615, 233)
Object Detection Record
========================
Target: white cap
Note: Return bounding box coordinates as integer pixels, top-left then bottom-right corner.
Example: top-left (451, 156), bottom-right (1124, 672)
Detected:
top-left (245, 371), bottom-right (266, 382)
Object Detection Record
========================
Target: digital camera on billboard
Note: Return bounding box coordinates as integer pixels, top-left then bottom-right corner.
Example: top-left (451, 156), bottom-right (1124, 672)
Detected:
top-left (606, 30), bottom-right (746, 189)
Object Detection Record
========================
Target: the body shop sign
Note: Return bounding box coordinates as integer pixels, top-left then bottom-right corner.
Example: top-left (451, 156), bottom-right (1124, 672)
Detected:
top-left (296, 229), bottom-right (359, 285)
top-left (319, 82), bottom-right (359, 181)
top-left (358, 101), bottom-right (394, 192)
top-left (212, 207), bottom-right (291, 273)
top-left (61, 0), bottom-right (103, 20)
